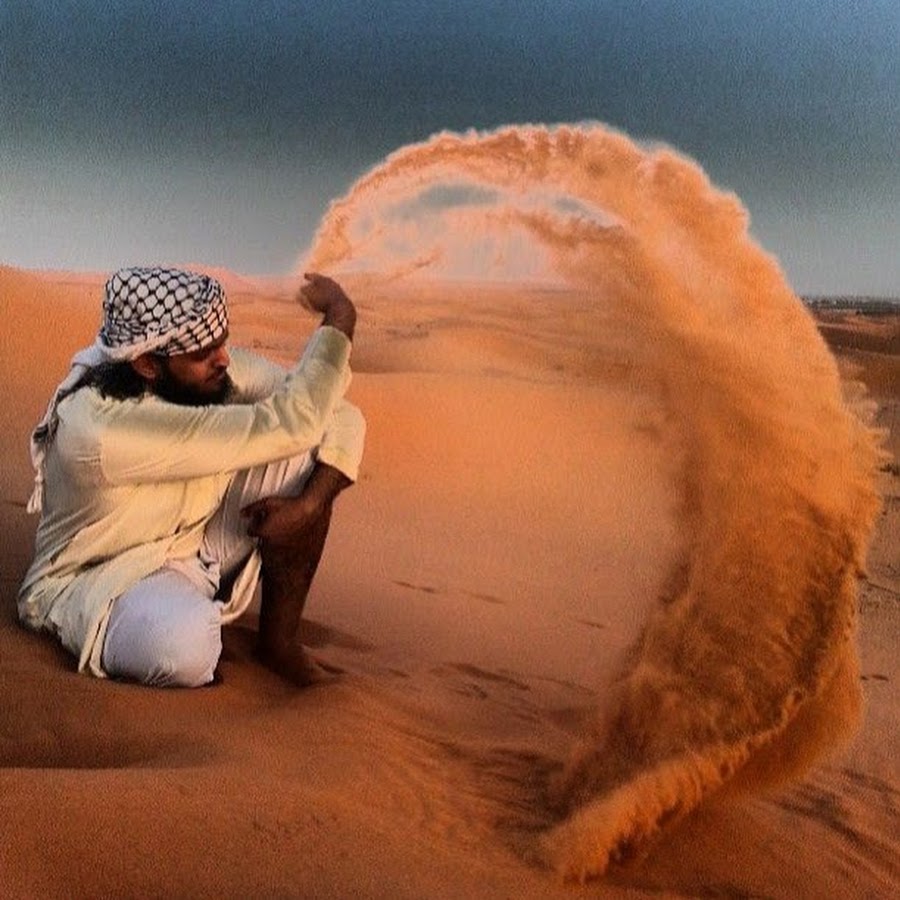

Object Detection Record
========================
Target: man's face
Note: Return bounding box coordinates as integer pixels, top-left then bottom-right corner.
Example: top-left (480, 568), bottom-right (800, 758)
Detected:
top-left (152, 334), bottom-right (234, 406)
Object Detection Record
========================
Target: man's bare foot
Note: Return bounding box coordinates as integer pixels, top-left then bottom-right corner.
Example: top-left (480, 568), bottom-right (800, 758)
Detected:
top-left (256, 642), bottom-right (342, 687)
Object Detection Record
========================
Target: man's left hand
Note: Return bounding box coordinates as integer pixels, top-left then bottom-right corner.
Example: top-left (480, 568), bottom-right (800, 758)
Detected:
top-left (241, 462), bottom-right (353, 546)
top-left (241, 494), bottom-right (324, 546)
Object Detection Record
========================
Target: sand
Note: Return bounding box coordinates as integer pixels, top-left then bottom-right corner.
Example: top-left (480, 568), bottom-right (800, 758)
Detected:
top-left (0, 262), bottom-right (896, 899)
top-left (1, 121), bottom-right (896, 900)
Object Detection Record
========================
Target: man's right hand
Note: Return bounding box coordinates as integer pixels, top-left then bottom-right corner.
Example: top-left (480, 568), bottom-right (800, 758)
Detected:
top-left (298, 272), bottom-right (356, 340)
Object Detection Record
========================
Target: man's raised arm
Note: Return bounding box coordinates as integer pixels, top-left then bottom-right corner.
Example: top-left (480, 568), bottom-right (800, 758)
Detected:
top-left (299, 272), bottom-right (356, 341)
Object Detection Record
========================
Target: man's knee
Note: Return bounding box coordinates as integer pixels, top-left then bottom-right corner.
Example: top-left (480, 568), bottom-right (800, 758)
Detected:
top-left (150, 604), bottom-right (222, 687)
top-left (103, 592), bottom-right (222, 688)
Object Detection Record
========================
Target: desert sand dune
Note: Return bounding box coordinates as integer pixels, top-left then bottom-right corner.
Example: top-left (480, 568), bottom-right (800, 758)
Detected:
top-left (1, 124), bottom-right (897, 898)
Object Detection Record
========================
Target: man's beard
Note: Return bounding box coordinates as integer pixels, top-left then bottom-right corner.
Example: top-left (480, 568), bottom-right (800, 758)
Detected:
top-left (153, 365), bottom-right (235, 407)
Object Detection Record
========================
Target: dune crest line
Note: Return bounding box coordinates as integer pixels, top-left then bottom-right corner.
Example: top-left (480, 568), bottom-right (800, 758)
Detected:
top-left (302, 124), bottom-right (882, 879)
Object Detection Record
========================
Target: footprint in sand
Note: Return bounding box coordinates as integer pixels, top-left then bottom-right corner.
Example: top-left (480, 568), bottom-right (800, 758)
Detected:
top-left (392, 580), bottom-right (506, 606)
top-left (393, 579), bottom-right (441, 595)
top-left (428, 662), bottom-right (532, 701)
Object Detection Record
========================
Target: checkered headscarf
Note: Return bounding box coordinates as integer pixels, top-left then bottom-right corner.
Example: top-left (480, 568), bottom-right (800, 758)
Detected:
top-left (27, 267), bottom-right (230, 513)
top-left (101, 267), bottom-right (228, 356)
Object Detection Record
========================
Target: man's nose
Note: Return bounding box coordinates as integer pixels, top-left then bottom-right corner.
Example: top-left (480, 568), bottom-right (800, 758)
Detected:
top-left (213, 345), bottom-right (230, 368)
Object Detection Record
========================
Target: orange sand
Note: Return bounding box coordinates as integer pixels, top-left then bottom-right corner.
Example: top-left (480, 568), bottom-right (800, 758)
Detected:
top-left (0, 265), bottom-right (896, 897)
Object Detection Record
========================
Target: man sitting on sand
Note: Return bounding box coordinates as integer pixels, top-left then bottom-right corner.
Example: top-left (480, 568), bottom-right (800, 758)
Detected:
top-left (18, 267), bottom-right (364, 688)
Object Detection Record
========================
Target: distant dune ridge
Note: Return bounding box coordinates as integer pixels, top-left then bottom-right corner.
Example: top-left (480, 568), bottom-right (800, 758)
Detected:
top-left (302, 124), bottom-right (883, 878)
top-left (0, 123), bottom-right (895, 897)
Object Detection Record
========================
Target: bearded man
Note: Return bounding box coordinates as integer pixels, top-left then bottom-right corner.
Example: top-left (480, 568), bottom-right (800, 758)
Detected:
top-left (18, 267), bottom-right (364, 688)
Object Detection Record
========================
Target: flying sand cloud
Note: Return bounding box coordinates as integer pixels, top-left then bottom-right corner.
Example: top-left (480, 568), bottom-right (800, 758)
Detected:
top-left (299, 123), bottom-right (882, 878)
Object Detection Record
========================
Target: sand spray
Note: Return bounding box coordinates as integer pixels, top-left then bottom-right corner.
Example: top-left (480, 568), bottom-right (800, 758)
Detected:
top-left (302, 124), bottom-right (882, 878)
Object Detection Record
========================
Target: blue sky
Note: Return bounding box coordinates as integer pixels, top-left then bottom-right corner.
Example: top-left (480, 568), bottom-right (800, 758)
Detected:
top-left (1, 0), bottom-right (897, 294)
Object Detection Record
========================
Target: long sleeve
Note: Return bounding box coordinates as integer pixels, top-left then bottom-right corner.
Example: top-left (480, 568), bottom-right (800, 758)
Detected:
top-left (227, 348), bottom-right (290, 403)
top-left (316, 399), bottom-right (366, 482)
top-left (228, 346), bottom-right (365, 482)
top-left (70, 327), bottom-right (352, 484)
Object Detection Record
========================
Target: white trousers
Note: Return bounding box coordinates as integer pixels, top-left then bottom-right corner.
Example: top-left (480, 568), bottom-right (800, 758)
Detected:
top-left (101, 452), bottom-right (315, 687)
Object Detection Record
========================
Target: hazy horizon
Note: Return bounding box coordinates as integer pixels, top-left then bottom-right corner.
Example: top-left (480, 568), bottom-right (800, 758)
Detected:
top-left (2, 1), bottom-right (898, 296)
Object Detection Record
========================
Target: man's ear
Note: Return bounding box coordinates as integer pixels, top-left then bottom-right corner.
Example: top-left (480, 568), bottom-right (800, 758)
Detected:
top-left (130, 353), bottom-right (162, 383)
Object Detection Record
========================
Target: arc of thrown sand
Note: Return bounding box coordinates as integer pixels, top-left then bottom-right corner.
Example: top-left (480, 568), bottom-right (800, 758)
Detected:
top-left (296, 123), bottom-right (883, 878)
top-left (537, 539), bottom-right (864, 880)
top-left (532, 245), bottom-right (876, 877)
top-left (535, 248), bottom-right (875, 878)
top-left (301, 123), bottom-right (677, 275)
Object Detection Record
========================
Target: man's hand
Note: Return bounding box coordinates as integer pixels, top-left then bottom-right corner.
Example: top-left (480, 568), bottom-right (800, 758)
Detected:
top-left (242, 494), bottom-right (322, 547)
top-left (241, 462), bottom-right (353, 547)
top-left (298, 272), bottom-right (356, 340)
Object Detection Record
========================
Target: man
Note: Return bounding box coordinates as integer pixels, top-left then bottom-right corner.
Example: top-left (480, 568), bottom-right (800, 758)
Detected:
top-left (18, 266), bottom-right (364, 688)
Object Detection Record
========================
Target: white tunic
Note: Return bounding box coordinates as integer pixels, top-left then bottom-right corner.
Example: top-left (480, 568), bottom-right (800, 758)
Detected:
top-left (18, 327), bottom-right (364, 675)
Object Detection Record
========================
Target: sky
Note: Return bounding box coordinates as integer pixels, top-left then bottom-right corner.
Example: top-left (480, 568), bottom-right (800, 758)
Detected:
top-left (1, 0), bottom-right (898, 296)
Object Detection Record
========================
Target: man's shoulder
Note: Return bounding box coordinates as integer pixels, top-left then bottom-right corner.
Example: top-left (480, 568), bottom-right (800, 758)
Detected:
top-left (52, 386), bottom-right (140, 463)
top-left (59, 384), bottom-right (150, 428)
top-left (228, 346), bottom-right (277, 372)
top-left (228, 346), bottom-right (259, 360)
top-left (228, 347), bottom-right (288, 401)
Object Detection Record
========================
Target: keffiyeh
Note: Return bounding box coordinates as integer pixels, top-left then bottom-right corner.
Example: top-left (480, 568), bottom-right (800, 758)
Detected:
top-left (101, 267), bottom-right (228, 357)
top-left (27, 267), bottom-right (230, 513)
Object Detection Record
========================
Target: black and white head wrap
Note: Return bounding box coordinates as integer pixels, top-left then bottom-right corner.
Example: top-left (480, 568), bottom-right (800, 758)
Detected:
top-left (27, 266), bottom-right (229, 513)
top-left (100, 267), bottom-right (228, 357)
